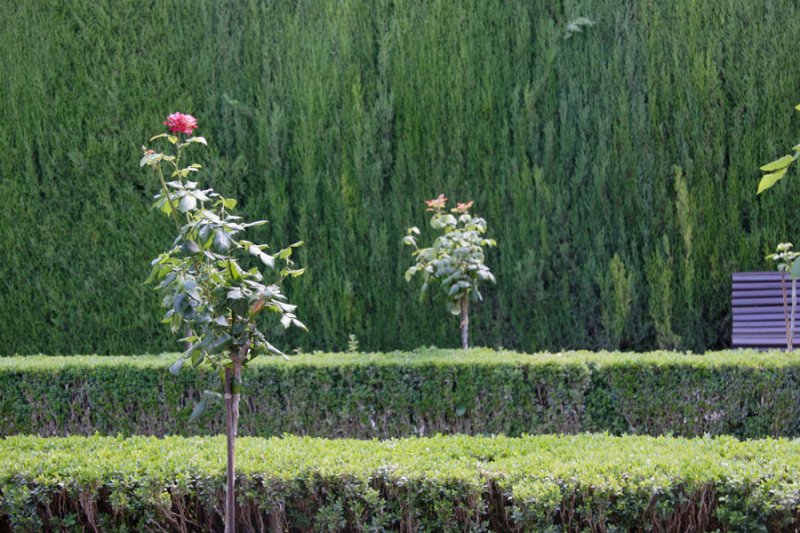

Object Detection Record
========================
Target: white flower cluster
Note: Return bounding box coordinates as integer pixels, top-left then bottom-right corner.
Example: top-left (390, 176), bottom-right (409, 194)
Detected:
top-left (768, 242), bottom-right (800, 272)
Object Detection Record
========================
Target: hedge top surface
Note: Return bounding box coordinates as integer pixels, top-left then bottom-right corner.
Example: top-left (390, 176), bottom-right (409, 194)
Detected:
top-left (1, 348), bottom-right (798, 370)
top-left (3, 433), bottom-right (800, 494)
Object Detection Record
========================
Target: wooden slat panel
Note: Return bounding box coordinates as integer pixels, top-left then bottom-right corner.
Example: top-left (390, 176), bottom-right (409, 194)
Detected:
top-left (733, 324), bottom-right (795, 330)
top-left (732, 297), bottom-right (791, 306)
top-left (733, 307), bottom-right (786, 315)
top-left (733, 282), bottom-right (791, 290)
top-left (732, 289), bottom-right (788, 298)
top-left (733, 310), bottom-right (792, 316)
top-left (736, 324), bottom-right (800, 330)
top-left (733, 272), bottom-right (784, 282)
top-left (732, 272), bottom-right (799, 348)
top-left (733, 316), bottom-right (790, 323)
top-left (733, 332), bottom-right (800, 336)
top-left (733, 336), bottom-right (797, 344)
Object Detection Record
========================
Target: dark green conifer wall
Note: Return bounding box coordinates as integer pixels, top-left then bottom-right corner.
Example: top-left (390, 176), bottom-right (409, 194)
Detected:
top-left (2, 0), bottom-right (799, 354)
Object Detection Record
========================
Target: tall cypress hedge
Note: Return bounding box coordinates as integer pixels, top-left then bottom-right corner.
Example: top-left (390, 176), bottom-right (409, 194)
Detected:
top-left (2, 0), bottom-right (800, 355)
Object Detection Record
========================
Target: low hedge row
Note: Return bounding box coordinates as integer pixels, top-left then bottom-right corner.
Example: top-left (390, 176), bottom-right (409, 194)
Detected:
top-left (2, 434), bottom-right (800, 532)
top-left (2, 348), bottom-right (800, 439)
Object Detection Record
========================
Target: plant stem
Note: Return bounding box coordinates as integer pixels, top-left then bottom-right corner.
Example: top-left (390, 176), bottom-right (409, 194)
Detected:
top-left (155, 163), bottom-right (212, 310)
top-left (791, 278), bottom-right (797, 350)
top-left (460, 296), bottom-right (469, 349)
top-left (782, 271), bottom-right (790, 350)
top-left (156, 165), bottom-right (183, 234)
top-left (224, 367), bottom-right (236, 533)
top-left (224, 344), bottom-right (247, 533)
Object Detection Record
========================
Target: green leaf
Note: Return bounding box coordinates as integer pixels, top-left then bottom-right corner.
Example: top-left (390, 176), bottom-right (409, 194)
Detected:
top-left (168, 358), bottom-right (184, 375)
top-left (292, 318), bottom-right (307, 330)
top-left (185, 288), bottom-right (202, 302)
top-left (250, 246), bottom-right (276, 269)
top-left (233, 299), bottom-right (249, 318)
top-left (178, 194), bottom-right (197, 213)
top-left (223, 198), bottom-right (237, 210)
top-left (214, 316), bottom-right (230, 327)
top-left (261, 253), bottom-right (276, 269)
top-left (168, 135), bottom-right (178, 144)
top-left (161, 309), bottom-right (175, 322)
top-left (265, 342), bottom-right (284, 356)
top-left (149, 133), bottom-right (169, 142)
top-left (791, 258), bottom-right (800, 280)
top-left (758, 168), bottom-right (789, 194)
top-left (243, 220), bottom-right (268, 228)
top-left (214, 231), bottom-right (232, 253)
top-left (143, 265), bottom-right (160, 284)
top-left (455, 405), bottom-right (466, 417)
top-left (230, 260), bottom-right (244, 281)
top-left (187, 136), bottom-right (207, 146)
top-left (760, 155), bottom-right (794, 172)
top-left (232, 320), bottom-right (247, 335)
top-left (188, 398), bottom-right (207, 422)
top-left (181, 240), bottom-right (201, 255)
top-left (192, 190), bottom-right (210, 202)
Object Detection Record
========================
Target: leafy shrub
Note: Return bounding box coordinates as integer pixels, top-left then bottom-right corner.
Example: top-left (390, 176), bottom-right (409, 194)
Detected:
top-left (404, 195), bottom-right (496, 348)
top-left (3, 349), bottom-right (800, 439)
top-left (2, 433), bottom-right (800, 532)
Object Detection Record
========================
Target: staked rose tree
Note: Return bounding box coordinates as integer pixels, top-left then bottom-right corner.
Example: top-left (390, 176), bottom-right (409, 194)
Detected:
top-left (403, 195), bottom-right (496, 349)
top-left (141, 113), bottom-right (305, 533)
top-left (756, 102), bottom-right (800, 351)
top-left (766, 242), bottom-right (800, 350)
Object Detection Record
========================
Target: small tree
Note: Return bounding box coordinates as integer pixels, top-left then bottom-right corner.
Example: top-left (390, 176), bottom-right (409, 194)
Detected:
top-left (403, 194), bottom-right (496, 349)
top-left (141, 113), bottom-right (306, 533)
top-left (757, 102), bottom-right (800, 351)
top-left (766, 242), bottom-right (800, 350)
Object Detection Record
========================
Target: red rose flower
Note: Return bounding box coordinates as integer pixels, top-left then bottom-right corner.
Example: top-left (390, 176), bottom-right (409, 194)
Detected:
top-left (164, 113), bottom-right (198, 135)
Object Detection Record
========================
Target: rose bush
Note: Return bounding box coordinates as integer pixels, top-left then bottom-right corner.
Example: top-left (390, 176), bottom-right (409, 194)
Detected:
top-left (404, 195), bottom-right (495, 348)
top-left (141, 113), bottom-right (306, 533)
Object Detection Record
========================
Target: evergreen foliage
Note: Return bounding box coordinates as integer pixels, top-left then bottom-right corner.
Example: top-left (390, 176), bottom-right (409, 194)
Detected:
top-left (2, 0), bottom-right (800, 354)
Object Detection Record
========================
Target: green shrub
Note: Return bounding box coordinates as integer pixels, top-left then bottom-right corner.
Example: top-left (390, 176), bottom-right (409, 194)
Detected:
top-left (2, 433), bottom-right (800, 532)
top-left (3, 349), bottom-right (800, 439)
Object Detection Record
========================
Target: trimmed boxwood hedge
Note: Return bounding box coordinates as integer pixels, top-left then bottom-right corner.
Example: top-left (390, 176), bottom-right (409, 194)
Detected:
top-left (2, 348), bottom-right (800, 439)
top-left (2, 433), bottom-right (800, 532)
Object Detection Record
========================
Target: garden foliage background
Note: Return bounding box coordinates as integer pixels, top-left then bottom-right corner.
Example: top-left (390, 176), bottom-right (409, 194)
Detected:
top-left (2, 0), bottom-right (800, 355)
